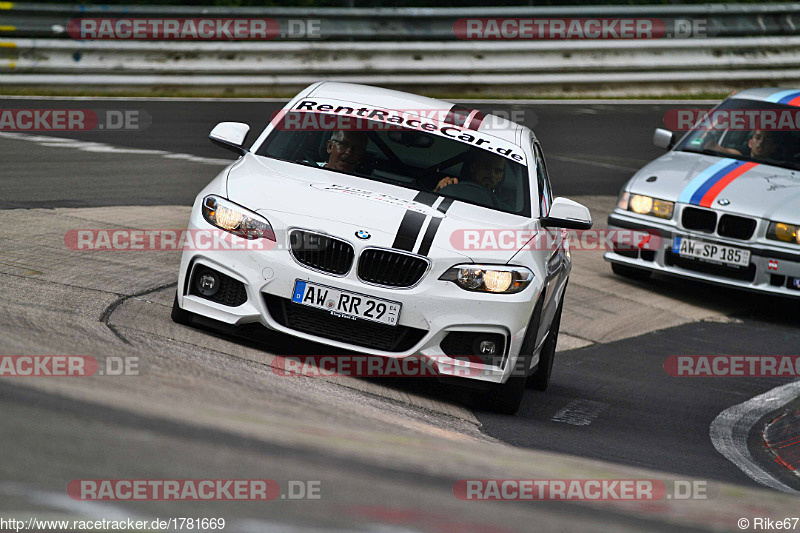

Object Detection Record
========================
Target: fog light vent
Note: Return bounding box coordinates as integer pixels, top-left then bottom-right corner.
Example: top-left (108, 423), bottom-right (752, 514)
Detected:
top-left (189, 265), bottom-right (247, 307)
top-left (441, 332), bottom-right (506, 366)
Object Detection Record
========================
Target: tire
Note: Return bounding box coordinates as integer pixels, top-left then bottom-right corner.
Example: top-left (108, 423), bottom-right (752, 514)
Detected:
top-left (611, 262), bottom-right (652, 281)
top-left (528, 299), bottom-right (563, 391)
top-left (483, 374), bottom-right (527, 415)
top-left (171, 292), bottom-right (195, 326)
top-left (477, 294), bottom-right (545, 414)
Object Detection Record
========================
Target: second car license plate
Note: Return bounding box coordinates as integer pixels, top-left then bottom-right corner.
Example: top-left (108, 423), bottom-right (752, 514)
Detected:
top-left (673, 236), bottom-right (750, 267)
top-left (291, 280), bottom-right (401, 326)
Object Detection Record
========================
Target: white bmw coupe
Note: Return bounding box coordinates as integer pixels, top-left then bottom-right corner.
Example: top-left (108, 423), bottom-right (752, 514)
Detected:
top-left (172, 82), bottom-right (591, 414)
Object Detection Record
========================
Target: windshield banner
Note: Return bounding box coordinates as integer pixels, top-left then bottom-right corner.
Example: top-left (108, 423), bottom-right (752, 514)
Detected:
top-left (271, 99), bottom-right (527, 164)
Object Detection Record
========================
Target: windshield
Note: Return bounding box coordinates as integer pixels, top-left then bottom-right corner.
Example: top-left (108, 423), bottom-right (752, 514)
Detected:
top-left (255, 111), bottom-right (531, 217)
top-left (675, 98), bottom-right (800, 171)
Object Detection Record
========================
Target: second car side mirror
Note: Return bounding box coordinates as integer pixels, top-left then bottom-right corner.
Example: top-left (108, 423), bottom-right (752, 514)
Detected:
top-left (209, 122), bottom-right (250, 155)
top-left (541, 197), bottom-right (593, 230)
top-left (653, 128), bottom-right (676, 150)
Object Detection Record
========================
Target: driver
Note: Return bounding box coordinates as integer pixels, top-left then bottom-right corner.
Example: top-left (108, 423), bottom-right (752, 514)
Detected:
top-left (703, 129), bottom-right (780, 159)
top-left (325, 131), bottom-right (368, 172)
top-left (434, 150), bottom-right (506, 192)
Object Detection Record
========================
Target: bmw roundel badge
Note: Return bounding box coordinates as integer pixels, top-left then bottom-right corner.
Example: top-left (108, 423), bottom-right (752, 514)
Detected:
top-left (356, 230), bottom-right (371, 240)
top-left (717, 198), bottom-right (730, 206)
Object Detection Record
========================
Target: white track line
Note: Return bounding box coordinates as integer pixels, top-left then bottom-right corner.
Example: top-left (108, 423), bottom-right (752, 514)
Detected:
top-left (0, 131), bottom-right (233, 166)
top-left (0, 482), bottom-right (146, 522)
top-left (710, 380), bottom-right (800, 493)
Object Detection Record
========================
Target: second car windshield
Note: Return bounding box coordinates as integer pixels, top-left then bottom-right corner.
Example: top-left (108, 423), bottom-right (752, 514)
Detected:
top-left (676, 99), bottom-right (800, 170)
top-left (255, 112), bottom-right (531, 217)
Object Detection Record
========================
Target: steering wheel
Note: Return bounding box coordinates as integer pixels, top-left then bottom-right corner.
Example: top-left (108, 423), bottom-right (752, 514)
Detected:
top-left (438, 181), bottom-right (496, 206)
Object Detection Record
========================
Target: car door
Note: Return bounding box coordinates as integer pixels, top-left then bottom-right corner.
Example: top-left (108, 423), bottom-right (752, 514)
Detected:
top-left (532, 140), bottom-right (568, 338)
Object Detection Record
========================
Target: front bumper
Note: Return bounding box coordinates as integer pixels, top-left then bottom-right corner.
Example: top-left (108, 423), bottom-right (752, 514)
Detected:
top-left (176, 209), bottom-right (543, 384)
top-left (604, 209), bottom-right (800, 298)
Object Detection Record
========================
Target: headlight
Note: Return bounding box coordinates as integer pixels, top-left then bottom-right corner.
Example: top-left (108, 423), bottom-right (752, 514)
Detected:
top-left (439, 265), bottom-right (533, 294)
top-left (767, 221), bottom-right (800, 244)
top-left (627, 194), bottom-right (674, 220)
top-left (202, 195), bottom-right (275, 241)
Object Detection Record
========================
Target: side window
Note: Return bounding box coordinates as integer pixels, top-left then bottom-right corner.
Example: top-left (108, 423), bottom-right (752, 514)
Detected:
top-left (532, 142), bottom-right (553, 217)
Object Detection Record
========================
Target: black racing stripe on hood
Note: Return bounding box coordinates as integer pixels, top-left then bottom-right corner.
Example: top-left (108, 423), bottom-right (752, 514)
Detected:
top-left (437, 197), bottom-right (454, 213)
top-left (418, 197), bottom-right (453, 256)
top-left (392, 210), bottom-right (427, 252)
top-left (417, 218), bottom-right (442, 257)
top-left (413, 190), bottom-right (438, 207)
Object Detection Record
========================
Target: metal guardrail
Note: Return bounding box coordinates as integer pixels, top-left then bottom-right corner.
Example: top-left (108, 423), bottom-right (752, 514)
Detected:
top-left (3, 36), bottom-right (800, 95)
top-left (2, 2), bottom-right (800, 40)
top-left (2, 3), bottom-right (800, 94)
top-left (5, 37), bottom-right (800, 75)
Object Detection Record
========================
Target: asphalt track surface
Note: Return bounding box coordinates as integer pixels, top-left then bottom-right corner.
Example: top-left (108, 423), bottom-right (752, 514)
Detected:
top-left (2, 99), bottom-right (676, 206)
top-left (2, 97), bottom-right (800, 531)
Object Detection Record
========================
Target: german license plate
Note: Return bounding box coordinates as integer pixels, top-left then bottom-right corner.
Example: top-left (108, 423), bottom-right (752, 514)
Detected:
top-left (291, 280), bottom-right (401, 326)
top-left (673, 236), bottom-right (750, 267)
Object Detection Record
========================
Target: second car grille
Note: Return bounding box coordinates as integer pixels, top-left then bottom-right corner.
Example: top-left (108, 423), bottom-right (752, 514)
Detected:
top-left (289, 230), bottom-right (354, 276)
top-left (717, 214), bottom-right (756, 240)
top-left (681, 207), bottom-right (717, 233)
top-left (358, 249), bottom-right (429, 288)
top-left (681, 208), bottom-right (757, 240)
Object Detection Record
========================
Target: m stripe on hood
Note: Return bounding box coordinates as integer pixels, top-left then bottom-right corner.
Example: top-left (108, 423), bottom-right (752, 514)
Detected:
top-left (679, 158), bottom-right (759, 206)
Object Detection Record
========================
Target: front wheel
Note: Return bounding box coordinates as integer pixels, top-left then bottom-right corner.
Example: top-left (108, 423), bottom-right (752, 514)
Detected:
top-left (528, 299), bottom-right (563, 391)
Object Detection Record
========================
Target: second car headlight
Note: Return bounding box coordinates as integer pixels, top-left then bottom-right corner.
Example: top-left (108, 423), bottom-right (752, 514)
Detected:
top-left (439, 265), bottom-right (533, 294)
top-left (767, 221), bottom-right (800, 244)
top-left (624, 194), bottom-right (674, 219)
top-left (202, 195), bottom-right (275, 241)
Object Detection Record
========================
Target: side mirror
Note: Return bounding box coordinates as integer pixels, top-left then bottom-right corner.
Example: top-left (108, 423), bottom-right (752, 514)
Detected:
top-left (653, 128), bottom-right (676, 150)
top-left (541, 197), bottom-right (593, 230)
top-left (209, 122), bottom-right (250, 155)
